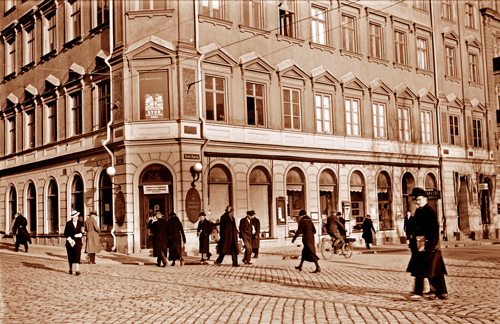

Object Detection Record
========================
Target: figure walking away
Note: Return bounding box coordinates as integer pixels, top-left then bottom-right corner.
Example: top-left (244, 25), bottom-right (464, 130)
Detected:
top-left (239, 210), bottom-right (254, 265)
top-left (64, 210), bottom-right (84, 275)
top-left (407, 187), bottom-right (448, 301)
top-left (215, 206), bottom-right (240, 267)
top-left (148, 212), bottom-right (170, 267)
top-left (168, 212), bottom-right (186, 266)
top-left (12, 213), bottom-right (31, 252)
top-left (292, 210), bottom-right (321, 273)
top-left (362, 215), bottom-right (376, 249)
top-left (85, 210), bottom-right (101, 264)
top-left (197, 212), bottom-right (213, 262)
top-left (251, 212), bottom-right (261, 258)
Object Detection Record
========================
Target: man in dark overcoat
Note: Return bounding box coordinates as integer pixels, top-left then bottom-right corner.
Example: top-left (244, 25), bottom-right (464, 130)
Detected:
top-left (251, 212), bottom-right (261, 258)
top-left (406, 187), bottom-right (448, 300)
top-left (326, 211), bottom-right (346, 253)
top-left (148, 212), bottom-right (170, 267)
top-left (12, 213), bottom-right (31, 252)
top-left (239, 210), bottom-right (254, 265)
top-left (215, 206), bottom-right (239, 267)
top-left (292, 210), bottom-right (321, 273)
top-left (197, 211), bottom-right (213, 262)
top-left (85, 210), bottom-right (101, 264)
top-left (362, 215), bottom-right (376, 249)
top-left (168, 212), bottom-right (186, 266)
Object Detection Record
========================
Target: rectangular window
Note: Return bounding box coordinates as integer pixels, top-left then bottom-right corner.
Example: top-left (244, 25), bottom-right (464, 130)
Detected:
top-left (398, 107), bottom-right (410, 142)
top-left (473, 119), bottom-right (482, 148)
top-left (47, 102), bottom-right (57, 143)
top-left (279, 0), bottom-right (295, 37)
top-left (205, 76), bottom-right (226, 122)
top-left (394, 30), bottom-right (407, 65)
top-left (70, 0), bottom-right (81, 39)
top-left (97, 0), bottom-right (109, 26)
top-left (315, 93), bottom-right (332, 134)
top-left (442, 0), bottom-right (453, 20)
top-left (246, 82), bottom-right (265, 126)
top-left (449, 115), bottom-right (460, 145)
top-left (242, 0), bottom-right (262, 29)
top-left (26, 110), bottom-right (36, 149)
top-left (47, 13), bottom-right (56, 52)
top-left (369, 23), bottom-right (383, 59)
top-left (446, 46), bottom-right (456, 77)
top-left (70, 92), bottom-right (82, 135)
top-left (283, 88), bottom-right (301, 130)
top-left (6, 36), bottom-right (15, 75)
top-left (8, 116), bottom-right (16, 154)
top-left (342, 14), bottom-right (356, 52)
top-left (417, 37), bottom-right (429, 70)
top-left (24, 26), bottom-right (35, 65)
top-left (421, 111), bottom-right (432, 144)
top-left (414, 0), bottom-right (429, 11)
top-left (311, 6), bottom-right (326, 45)
top-left (98, 81), bottom-right (111, 128)
top-left (140, 71), bottom-right (169, 120)
top-left (465, 3), bottom-right (475, 28)
top-left (140, 0), bottom-right (167, 10)
top-left (345, 98), bottom-right (360, 136)
top-left (469, 53), bottom-right (479, 83)
top-left (372, 103), bottom-right (386, 139)
top-left (201, 0), bottom-right (222, 19)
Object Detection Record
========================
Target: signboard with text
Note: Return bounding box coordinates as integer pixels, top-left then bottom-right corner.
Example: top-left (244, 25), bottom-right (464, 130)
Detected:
top-left (144, 185), bottom-right (169, 195)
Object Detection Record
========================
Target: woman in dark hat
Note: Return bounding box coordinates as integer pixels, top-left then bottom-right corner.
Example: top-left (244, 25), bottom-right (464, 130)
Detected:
top-left (12, 213), bottom-right (31, 252)
top-left (168, 212), bottom-right (186, 266)
top-left (85, 210), bottom-right (101, 264)
top-left (362, 215), bottom-right (376, 249)
top-left (64, 210), bottom-right (84, 275)
top-left (292, 210), bottom-right (321, 273)
top-left (197, 211), bottom-right (214, 262)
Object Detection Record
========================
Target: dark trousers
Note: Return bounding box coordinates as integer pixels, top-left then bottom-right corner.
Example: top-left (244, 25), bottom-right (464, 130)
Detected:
top-left (414, 275), bottom-right (447, 295)
top-left (15, 240), bottom-right (28, 252)
top-left (242, 237), bottom-right (252, 263)
top-left (252, 248), bottom-right (259, 256)
top-left (88, 253), bottom-right (96, 263)
top-left (157, 250), bottom-right (167, 266)
top-left (216, 243), bottom-right (239, 266)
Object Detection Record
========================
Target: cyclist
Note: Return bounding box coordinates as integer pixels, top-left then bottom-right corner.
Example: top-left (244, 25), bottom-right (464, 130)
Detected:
top-left (326, 211), bottom-right (346, 254)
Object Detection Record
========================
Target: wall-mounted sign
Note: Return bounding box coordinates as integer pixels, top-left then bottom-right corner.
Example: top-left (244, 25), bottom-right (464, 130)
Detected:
top-left (479, 183), bottom-right (488, 191)
top-left (184, 153), bottom-right (200, 160)
top-left (115, 191), bottom-right (125, 227)
top-left (144, 185), bottom-right (169, 194)
top-left (186, 188), bottom-right (201, 223)
top-left (139, 71), bottom-right (169, 120)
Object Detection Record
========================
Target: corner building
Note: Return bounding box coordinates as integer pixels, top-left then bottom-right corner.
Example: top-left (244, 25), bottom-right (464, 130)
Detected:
top-left (1, 0), bottom-right (498, 254)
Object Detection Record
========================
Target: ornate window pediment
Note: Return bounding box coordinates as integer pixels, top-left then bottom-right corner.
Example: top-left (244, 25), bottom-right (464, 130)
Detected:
top-left (445, 92), bottom-right (464, 109)
top-left (201, 43), bottom-right (237, 69)
top-left (442, 27), bottom-right (459, 41)
top-left (341, 72), bottom-right (367, 91)
top-left (394, 83), bottom-right (416, 100)
top-left (310, 66), bottom-right (339, 88)
top-left (239, 51), bottom-right (274, 74)
top-left (417, 87), bottom-right (437, 104)
top-left (368, 78), bottom-right (392, 96)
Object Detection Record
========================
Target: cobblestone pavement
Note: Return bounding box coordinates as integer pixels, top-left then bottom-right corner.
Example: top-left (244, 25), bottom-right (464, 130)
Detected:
top-left (1, 242), bottom-right (500, 324)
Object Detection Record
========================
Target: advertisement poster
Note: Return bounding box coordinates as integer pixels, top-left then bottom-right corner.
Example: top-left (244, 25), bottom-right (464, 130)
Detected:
top-left (140, 71), bottom-right (169, 119)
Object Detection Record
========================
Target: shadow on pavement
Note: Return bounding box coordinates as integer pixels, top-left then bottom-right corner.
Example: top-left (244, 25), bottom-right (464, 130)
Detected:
top-left (21, 261), bottom-right (67, 274)
top-left (0, 242), bottom-right (18, 252)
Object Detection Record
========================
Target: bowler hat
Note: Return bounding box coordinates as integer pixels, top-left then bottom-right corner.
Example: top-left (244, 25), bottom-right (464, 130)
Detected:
top-left (409, 187), bottom-right (427, 198)
top-left (336, 212), bottom-right (342, 216)
top-left (298, 210), bottom-right (307, 216)
top-left (169, 212), bottom-right (177, 217)
top-left (247, 210), bottom-right (256, 216)
top-left (199, 211), bottom-right (206, 216)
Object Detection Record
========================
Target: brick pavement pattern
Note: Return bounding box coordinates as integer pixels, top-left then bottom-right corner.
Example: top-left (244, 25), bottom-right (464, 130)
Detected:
top-left (1, 242), bottom-right (500, 324)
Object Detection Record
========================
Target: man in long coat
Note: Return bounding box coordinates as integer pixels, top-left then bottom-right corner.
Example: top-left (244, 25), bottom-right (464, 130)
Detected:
top-left (168, 212), bottom-right (186, 266)
top-left (362, 215), bottom-right (376, 249)
top-left (292, 210), bottom-right (321, 273)
top-left (215, 206), bottom-right (239, 267)
top-left (406, 187), bottom-right (448, 300)
top-left (148, 212), bottom-right (170, 267)
top-left (85, 210), bottom-right (101, 264)
top-left (251, 212), bottom-right (260, 258)
top-left (12, 213), bottom-right (31, 252)
top-left (197, 211), bottom-right (213, 262)
top-left (239, 211), bottom-right (254, 265)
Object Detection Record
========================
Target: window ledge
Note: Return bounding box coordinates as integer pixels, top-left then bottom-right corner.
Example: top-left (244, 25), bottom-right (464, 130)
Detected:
top-left (63, 36), bottom-right (82, 49)
top-left (309, 42), bottom-right (335, 54)
top-left (21, 62), bottom-right (35, 73)
top-left (368, 56), bottom-right (389, 66)
top-left (340, 49), bottom-right (363, 60)
top-left (393, 62), bottom-right (412, 72)
top-left (416, 68), bottom-right (433, 76)
top-left (90, 21), bottom-right (109, 35)
top-left (469, 81), bottom-right (483, 89)
top-left (41, 49), bottom-right (57, 61)
top-left (239, 25), bottom-right (270, 38)
top-left (276, 34), bottom-right (304, 46)
top-left (198, 15), bottom-right (233, 29)
top-left (3, 71), bottom-right (16, 81)
top-left (126, 9), bottom-right (174, 19)
top-left (445, 75), bottom-right (461, 83)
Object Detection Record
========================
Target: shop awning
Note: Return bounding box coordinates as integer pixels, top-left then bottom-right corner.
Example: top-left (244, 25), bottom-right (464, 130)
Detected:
top-left (287, 184), bottom-right (303, 192)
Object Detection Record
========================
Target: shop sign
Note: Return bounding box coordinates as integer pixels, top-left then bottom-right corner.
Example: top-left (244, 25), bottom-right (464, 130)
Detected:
top-left (144, 185), bottom-right (169, 194)
top-left (186, 188), bottom-right (201, 223)
top-left (425, 190), bottom-right (441, 200)
top-left (479, 183), bottom-right (488, 191)
top-left (115, 191), bottom-right (125, 227)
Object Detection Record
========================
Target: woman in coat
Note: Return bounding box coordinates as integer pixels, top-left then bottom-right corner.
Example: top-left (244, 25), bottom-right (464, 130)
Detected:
top-left (168, 212), bottom-right (186, 266)
top-left (85, 210), bottom-right (101, 264)
top-left (292, 210), bottom-right (321, 273)
top-left (12, 213), bottom-right (31, 252)
top-left (197, 212), bottom-right (213, 262)
top-left (362, 215), bottom-right (376, 249)
top-left (64, 210), bottom-right (84, 275)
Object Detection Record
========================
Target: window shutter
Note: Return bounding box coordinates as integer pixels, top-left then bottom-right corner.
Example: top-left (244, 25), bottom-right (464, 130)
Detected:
top-left (441, 111), bottom-right (448, 143)
top-left (467, 116), bottom-right (473, 146)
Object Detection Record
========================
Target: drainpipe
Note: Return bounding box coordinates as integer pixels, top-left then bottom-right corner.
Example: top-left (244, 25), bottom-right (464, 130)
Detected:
top-left (430, 0), bottom-right (447, 240)
top-left (195, 1), bottom-right (210, 209)
top-left (103, 0), bottom-right (116, 251)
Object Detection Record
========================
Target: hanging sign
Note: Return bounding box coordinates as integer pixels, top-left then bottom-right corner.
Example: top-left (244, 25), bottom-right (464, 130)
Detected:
top-left (144, 185), bottom-right (169, 194)
top-left (186, 188), bottom-right (201, 223)
top-left (115, 191), bottom-right (125, 227)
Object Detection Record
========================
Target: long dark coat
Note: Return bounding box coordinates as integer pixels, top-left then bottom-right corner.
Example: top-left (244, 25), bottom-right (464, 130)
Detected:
top-left (197, 219), bottom-right (213, 254)
top-left (12, 215), bottom-right (31, 245)
top-left (251, 217), bottom-right (260, 249)
top-left (362, 218), bottom-right (376, 244)
top-left (292, 216), bottom-right (319, 262)
top-left (217, 211), bottom-right (239, 255)
top-left (326, 214), bottom-right (345, 235)
top-left (64, 220), bottom-right (84, 264)
top-left (406, 204), bottom-right (447, 278)
top-left (148, 218), bottom-right (170, 258)
top-left (85, 216), bottom-right (101, 254)
top-left (168, 216), bottom-right (186, 261)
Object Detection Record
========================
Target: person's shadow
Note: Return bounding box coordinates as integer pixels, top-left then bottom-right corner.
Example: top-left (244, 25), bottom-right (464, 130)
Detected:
top-left (0, 242), bottom-right (18, 252)
top-left (21, 262), bottom-right (67, 274)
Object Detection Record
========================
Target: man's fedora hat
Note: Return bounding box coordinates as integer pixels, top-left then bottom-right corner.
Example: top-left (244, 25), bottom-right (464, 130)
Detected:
top-left (298, 210), bottom-right (307, 216)
top-left (71, 210), bottom-right (80, 218)
top-left (89, 210), bottom-right (98, 216)
top-left (409, 187), bottom-right (427, 198)
top-left (246, 210), bottom-right (256, 216)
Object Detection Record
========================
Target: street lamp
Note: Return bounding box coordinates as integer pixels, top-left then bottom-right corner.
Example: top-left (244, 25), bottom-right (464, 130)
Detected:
top-left (190, 163), bottom-right (203, 188)
top-left (106, 166), bottom-right (122, 193)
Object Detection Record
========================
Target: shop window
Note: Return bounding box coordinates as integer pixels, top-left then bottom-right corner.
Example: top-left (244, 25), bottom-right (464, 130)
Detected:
top-left (350, 171), bottom-right (365, 232)
top-left (47, 180), bottom-right (59, 233)
top-left (140, 71), bottom-right (169, 120)
top-left (286, 168), bottom-right (305, 223)
top-left (8, 186), bottom-right (17, 223)
top-left (71, 176), bottom-right (84, 222)
top-left (249, 167), bottom-right (271, 236)
top-left (319, 170), bottom-right (337, 232)
top-left (99, 171), bottom-right (113, 230)
top-left (27, 183), bottom-right (37, 233)
top-left (209, 165), bottom-right (232, 221)
top-left (377, 172), bottom-right (392, 230)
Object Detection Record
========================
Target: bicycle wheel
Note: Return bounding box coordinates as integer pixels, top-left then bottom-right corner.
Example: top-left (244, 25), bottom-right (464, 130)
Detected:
top-left (341, 242), bottom-right (353, 258)
top-left (321, 239), bottom-right (335, 260)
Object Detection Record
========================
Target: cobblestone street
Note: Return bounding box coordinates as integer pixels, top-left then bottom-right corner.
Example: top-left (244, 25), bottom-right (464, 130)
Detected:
top-left (1, 242), bottom-right (500, 323)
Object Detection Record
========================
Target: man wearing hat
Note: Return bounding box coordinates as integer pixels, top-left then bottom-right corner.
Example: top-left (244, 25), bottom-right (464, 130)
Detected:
top-left (239, 210), bottom-right (255, 265)
top-left (197, 211), bottom-right (214, 262)
top-left (12, 213), bottom-right (31, 253)
top-left (148, 212), bottom-right (170, 267)
top-left (406, 187), bottom-right (448, 300)
top-left (292, 210), bottom-right (321, 273)
top-left (215, 206), bottom-right (239, 267)
top-left (251, 211), bottom-right (261, 258)
top-left (85, 210), bottom-right (101, 264)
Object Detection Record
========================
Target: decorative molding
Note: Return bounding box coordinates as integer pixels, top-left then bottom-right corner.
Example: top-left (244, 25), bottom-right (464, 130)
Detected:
top-left (339, 49), bottom-right (363, 60)
top-left (238, 25), bottom-right (270, 38)
top-left (368, 56), bottom-right (389, 66)
top-left (309, 42), bottom-right (335, 54)
top-left (126, 9), bottom-right (174, 19)
top-left (276, 34), bottom-right (304, 46)
top-left (393, 62), bottom-right (412, 72)
top-left (198, 15), bottom-right (233, 29)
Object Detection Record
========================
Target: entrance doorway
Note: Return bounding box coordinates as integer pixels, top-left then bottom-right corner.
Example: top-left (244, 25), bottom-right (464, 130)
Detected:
top-left (142, 195), bottom-right (169, 248)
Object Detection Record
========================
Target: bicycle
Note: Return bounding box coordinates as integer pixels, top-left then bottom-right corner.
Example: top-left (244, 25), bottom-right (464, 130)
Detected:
top-left (321, 235), bottom-right (353, 259)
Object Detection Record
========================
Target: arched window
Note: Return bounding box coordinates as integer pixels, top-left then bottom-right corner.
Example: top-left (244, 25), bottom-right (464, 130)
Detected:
top-left (209, 165), bottom-right (232, 220)
top-left (8, 186), bottom-right (17, 222)
top-left (377, 172), bottom-right (393, 230)
top-left (286, 168), bottom-right (305, 222)
top-left (319, 170), bottom-right (338, 222)
top-left (72, 175), bottom-right (84, 222)
top-left (350, 171), bottom-right (365, 231)
top-left (99, 171), bottom-right (113, 230)
top-left (249, 167), bottom-right (271, 236)
top-left (402, 172), bottom-right (416, 215)
top-left (47, 180), bottom-right (59, 233)
top-left (27, 183), bottom-right (37, 233)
